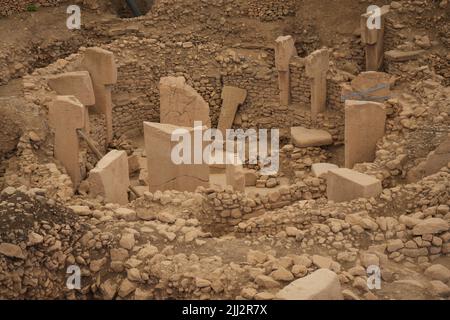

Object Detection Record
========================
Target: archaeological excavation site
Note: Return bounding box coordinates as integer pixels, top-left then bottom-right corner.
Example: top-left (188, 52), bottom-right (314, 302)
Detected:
top-left (0, 0), bottom-right (449, 303)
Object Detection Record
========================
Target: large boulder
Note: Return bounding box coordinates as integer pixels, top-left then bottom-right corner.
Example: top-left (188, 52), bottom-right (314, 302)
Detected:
top-left (275, 269), bottom-right (343, 300)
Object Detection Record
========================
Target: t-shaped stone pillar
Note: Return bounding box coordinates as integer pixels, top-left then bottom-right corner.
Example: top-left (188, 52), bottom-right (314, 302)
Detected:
top-left (47, 71), bottom-right (95, 133)
top-left (305, 48), bottom-right (329, 121)
top-left (217, 86), bottom-right (247, 137)
top-left (275, 35), bottom-right (297, 106)
top-left (82, 47), bottom-right (118, 146)
top-left (361, 5), bottom-right (390, 71)
top-left (49, 96), bottom-right (86, 188)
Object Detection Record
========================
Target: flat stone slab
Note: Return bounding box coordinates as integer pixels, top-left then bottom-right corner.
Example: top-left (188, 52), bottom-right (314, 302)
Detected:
top-left (311, 163), bottom-right (339, 178)
top-left (385, 49), bottom-right (425, 62)
top-left (275, 269), bottom-right (343, 300)
top-left (327, 168), bottom-right (382, 202)
top-left (290, 127), bottom-right (333, 148)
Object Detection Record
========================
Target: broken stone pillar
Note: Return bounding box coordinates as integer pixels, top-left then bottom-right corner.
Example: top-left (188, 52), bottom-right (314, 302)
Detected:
top-left (225, 154), bottom-right (246, 192)
top-left (345, 100), bottom-right (386, 168)
top-left (275, 35), bottom-right (297, 106)
top-left (407, 134), bottom-right (450, 182)
top-left (305, 48), bottom-right (329, 121)
top-left (327, 168), bottom-right (382, 202)
top-left (143, 122), bottom-right (209, 192)
top-left (82, 47), bottom-right (118, 146)
top-left (311, 163), bottom-right (339, 178)
top-left (47, 71), bottom-right (95, 133)
top-left (361, 5), bottom-right (390, 71)
top-left (217, 86), bottom-right (247, 137)
top-left (276, 269), bottom-right (343, 300)
top-left (49, 96), bottom-right (86, 188)
top-left (88, 150), bottom-right (130, 205)
top-left (341, 71), bottom-right (391, 103)
top-left (159, 76), bottom-right (211, 128)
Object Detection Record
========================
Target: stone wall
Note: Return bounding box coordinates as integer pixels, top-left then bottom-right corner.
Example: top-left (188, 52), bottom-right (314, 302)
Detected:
top-left (290, 57), bottom-right (310, 106)
top-left (246, 0), bottom-right (296, 21)
top-left (202, 176), bottom-right (327, 234)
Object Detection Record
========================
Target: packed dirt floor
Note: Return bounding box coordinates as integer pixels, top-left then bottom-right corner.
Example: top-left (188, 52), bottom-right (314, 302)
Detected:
top-left (0, 0), bottom-right (449, 300)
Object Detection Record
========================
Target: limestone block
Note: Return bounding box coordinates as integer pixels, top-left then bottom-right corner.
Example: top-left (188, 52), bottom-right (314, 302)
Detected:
top-left (276, 269), bottom-right (343, 300)
top-left (49, 96), bottom-right (86, 188)
top-left (217, 86), bottom-right (247, 136)
top-left (407, 134), bottom-right (450, 182)
top-left (159, 76), bottom-right (211, 128)
top-left (47, 71), bottom-right (95, 106)
top-left (327, 168), bottom-right (382, 202)
top-left (345, 100), bottom-right (386, 168)
top-left (226, 157), bottom-right (246, 192)
top-left (48, 71), bottom-right (95, 133)
top-left (311, 163), bottom-right (339, 178)
top-left (274, 35), bottom-right (297, 72)
top-left (290, 127), bottom-right (333, 147)
top-left (82, 47), bottom-right (117, 144)
top-left (143, 121), bottom-right (209, 192)
top-left (305, 48), bottom-right (329, 120)
top-left (361, 5), bottom-right (390, 71)
top-left (341, 71), bottom-right (391, 102)
top-left (88, 150), bottom-right (130, 205)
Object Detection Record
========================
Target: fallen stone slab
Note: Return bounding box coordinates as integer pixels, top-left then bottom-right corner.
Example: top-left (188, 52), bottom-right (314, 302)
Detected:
top-left (290, 127), bottom-right (333, 148)
top-left (275, 269), bottom-right (343, 300)
top-left (385, 49), bottom-right (425, 62)
top-left (327, 168), bottom-right (382, 202)
top-left (311, 163), bottom-right (339, 178)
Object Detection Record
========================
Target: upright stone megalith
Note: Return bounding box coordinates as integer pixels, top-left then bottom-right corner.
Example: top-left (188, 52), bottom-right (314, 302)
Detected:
top-left (159, 76), bottom-right (211, 128)
top-left (82, 47), bottom-right (118, 145)
top-left (143, 122), bottom-right (209, 192)
top-left (48, 71), bottom-right (95, 133)
top-left (49, 96), bottom-right (86, 188)
top-left (275, 35), bottom-right (297, 106)
top-left (305, 48), bottom-right (329, 121)
top-left (217, 86), bottom-right (247, 137)
top-left (345, 100), bottom-right (386, 168)
top-left (88, 150), bottom-right (130, 205)
top-left (361, 5), bottom-right (390, 71)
